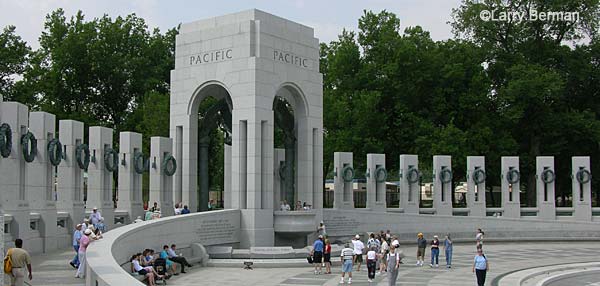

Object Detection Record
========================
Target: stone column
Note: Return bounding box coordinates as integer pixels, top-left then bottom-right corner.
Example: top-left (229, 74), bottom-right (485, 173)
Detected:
top-left (399, 155), bottom-right (419, 214)
top-left (223, 143), bottom-right (232, 209)
top-left (333, 152), bottom-right (354, 209)
top-left (87, 126), bottom-right (115, 230)
top-left (149, 137), bottom-right (174, 217)
top-left (0, 102), bottom-right (30, 249)
top-left (56, 120), bottom-right (85, 235)
top-left (26, 112), bottom-right (58, 252)
top-left (433, 155), bottom-right (453, 216)
top-left (366, 153), bottom-right (386, 211)
top-left (536, 156), bottom-right (556, 220)
top-left (117, 132), bottom-right (143, 222)
top-left (273, 148), bottom-right (285, 210)
top-left (501, 156), bottom-right (521, 218)
top-left (572, 156), bottom-right (591, 221)
top-left (467, 156), bottom-right (486, 217)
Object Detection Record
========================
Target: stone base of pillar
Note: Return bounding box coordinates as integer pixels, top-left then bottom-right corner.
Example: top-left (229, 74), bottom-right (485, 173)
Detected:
top-left (240, 209), bottom-right (274, 248)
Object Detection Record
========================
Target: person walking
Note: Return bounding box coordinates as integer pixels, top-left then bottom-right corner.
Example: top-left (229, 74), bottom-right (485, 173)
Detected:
top-left (476, 228), bottom-right (484, 249)
top-left (472, 248), bottom-right (489, 286)
top-left (318, 221), bottom-right (327, 237)
top-left (377, 236), bottom-right (389, 274)
top-left (444, 234), bottom-right (453, 268)
top-left (5, 238), bottom-right (32, 286)
top-left (75, 229), bottom-right (92, 278)
top-left (311, 235), bottom-right (324, 275)
top-left (324, 239), bottom-right (332, 274)
top-left (366, 246), bottom-right (377, 283)
top-left (69, 224), bottom-right (82, 269)
top-left (352, 234), bottom-right (365, 272)
top-left (340, 242), bottom-right (354, 284)
top-left (416, 233), bottom-right (426, 266)
top-left (386, 241), bottom-right (401, 286)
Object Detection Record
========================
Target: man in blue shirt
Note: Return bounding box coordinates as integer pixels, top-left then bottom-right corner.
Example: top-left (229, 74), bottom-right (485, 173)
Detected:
top-left (311, 235), bottom-right (324, 275)
top-left (69, 224), bottom-right (82, 268)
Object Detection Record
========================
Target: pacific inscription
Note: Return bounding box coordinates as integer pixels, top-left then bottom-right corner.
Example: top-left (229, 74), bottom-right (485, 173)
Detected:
top-left (273, 49), bottom-right (310, 68)
top-left (189, 49), bottom-right (233, 65)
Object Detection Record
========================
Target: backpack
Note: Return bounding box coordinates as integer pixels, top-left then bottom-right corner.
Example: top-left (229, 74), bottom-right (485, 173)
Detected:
top-left (4, 249), bottom-right (12, 274)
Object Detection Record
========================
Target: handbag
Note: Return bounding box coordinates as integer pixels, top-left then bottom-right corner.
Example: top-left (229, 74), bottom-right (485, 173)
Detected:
top-left (4, 248), bottom-right (12, 274)
top-left (307, 255), bottom-right (313, 264)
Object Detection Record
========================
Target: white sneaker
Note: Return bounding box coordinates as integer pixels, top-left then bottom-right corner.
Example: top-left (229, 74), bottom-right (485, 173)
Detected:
top-left (376, 271), bottom-right (381, 275)
top-left (315, 270), bottom-right (318, 275)
top-left (340, 278), bottom-right (345, 284)
top-left (348, 278), bottom-right (352, 284)
top-left (368, 279), bottom-right (372, 282)
top-left (435, 264), bottom-right (439, 268)
top-left (415, 262), bottom-right (420, 266)
top-left (429, 264), bottom-right (433, 268)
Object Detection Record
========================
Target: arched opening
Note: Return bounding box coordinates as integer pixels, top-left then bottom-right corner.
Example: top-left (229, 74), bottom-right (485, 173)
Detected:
top-left (273, 84), bottom-right (309, 211)
top-left (188, 83), bottom-right (232, 212)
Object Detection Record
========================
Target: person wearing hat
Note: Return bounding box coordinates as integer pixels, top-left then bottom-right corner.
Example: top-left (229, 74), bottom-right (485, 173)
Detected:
top-left (430, 235), bottom-right (440, 268)
top-left (416, 233), bottom-right (426, 266)
top-left (311, 235), bottom-right (324, 275)
top-left (317, 221), bottom-right (326, 237)
top-left (352, 234), bottom-right (365, 272)
top-left (70, 224), bottom-right (83, 268)
top-left (340, 241), bottom-right (355, 284)
top-left (89, 207), bottom-right (102, 230)
top-left (75, 229), bottom-right (93, 278)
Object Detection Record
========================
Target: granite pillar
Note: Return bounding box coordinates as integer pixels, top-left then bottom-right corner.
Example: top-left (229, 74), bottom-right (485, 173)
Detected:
top-left (467, 156), bottom-right (486, 217)
top-left (399, 155), bottom-right (419, 214)
top-left (501, 156), bottom-right (521, 218)
top-left (333, 152), bottom-right (353, 209)
top-left (366, 154), bottom-right (386, 211)
top-left (117, 132), bottom-right (143, 222)
top-left (572, 156), bottom-right (591, 221)
top-left (536, 156), bottom-right (556, 220)
top-left (150, 137), bottom-right (174, 217)
top-left (87, 126), bottom-right (115, 230)
top-left (433, 155), bottom-right (452, 216)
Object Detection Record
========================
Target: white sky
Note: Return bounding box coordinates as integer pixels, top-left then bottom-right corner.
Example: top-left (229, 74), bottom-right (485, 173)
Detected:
top-left (0, 0), bottom-right (462, 49)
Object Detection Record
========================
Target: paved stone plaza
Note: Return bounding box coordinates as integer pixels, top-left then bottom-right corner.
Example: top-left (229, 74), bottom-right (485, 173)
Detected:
top-left (30, 241), bottom-right (600, 286)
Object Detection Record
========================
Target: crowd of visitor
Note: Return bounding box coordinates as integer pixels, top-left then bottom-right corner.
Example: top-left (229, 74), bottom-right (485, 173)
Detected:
top-left (128, 244), bottom-right (193, 285)
top-left (309, 224), bottom-right (488, 285)
top-left (279, 200), bottom-right (313, 211)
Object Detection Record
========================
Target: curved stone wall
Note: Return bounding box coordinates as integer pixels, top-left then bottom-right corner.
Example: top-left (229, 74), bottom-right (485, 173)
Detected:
top-left (85, 209), bottom-right (241, 286)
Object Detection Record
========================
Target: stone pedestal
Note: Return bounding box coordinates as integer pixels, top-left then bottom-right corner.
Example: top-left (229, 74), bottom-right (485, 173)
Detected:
top-left (501, 156), bottom-right (521, 218)
top-left (273, 148), bottom-right (285, 210)
top-left (149, 137), bottom-right (174, 216)
top-left (117, 132), bottom-right (143, 222)
top-left (87, 126), bottom-right (115, 230)
top-left (26, 112), bottom-right (58, 252)
top-left (572, 156), bottom-right (591, 221)
top-left (366, 154), bottom-right (386, 211)
top-left (333, 152), bottom-right (353, 209)
top-left (0, 102), bottom-right (31, 250)
top-left (56, 120), bottom-right (85, 233)
top-left (433, 155), bottom-right (452, 216)
top-left (467, 156), bottom-right (486, 217)
top-left (399, 155), bottom-right (419, 214)
top-left (536, 157), bottom-right (556, 220)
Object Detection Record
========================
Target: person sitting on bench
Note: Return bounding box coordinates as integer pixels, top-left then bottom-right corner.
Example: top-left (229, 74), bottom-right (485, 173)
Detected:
top-left (165, 244), bottom-right (192, 273)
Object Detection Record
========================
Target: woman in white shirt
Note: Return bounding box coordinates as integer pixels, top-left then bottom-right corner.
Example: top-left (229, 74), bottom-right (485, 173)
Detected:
top-left (366, 246), bottom-right (377, 282)
top-left (378, 237), bottom-right (389, 274)
top-left (131, 253), bottom-right (163, 286)
top-left (476, 228), bottom-right (484, 248)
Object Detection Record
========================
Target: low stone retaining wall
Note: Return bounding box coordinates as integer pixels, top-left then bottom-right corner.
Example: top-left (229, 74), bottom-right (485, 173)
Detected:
top-left (85, 209), bottom-right (241, 286)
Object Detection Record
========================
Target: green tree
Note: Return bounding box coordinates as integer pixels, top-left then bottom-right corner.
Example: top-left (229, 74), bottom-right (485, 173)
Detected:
top-left (0, 25), bottom-right (31, 102)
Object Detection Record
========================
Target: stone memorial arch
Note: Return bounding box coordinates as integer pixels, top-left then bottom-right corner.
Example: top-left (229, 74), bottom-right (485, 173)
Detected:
top-left (169, 9), bottom-right (323, 247)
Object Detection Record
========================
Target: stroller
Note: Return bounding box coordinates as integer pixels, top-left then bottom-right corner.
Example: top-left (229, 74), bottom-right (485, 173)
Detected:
top-left (153, 258), bottom-right (169, 285)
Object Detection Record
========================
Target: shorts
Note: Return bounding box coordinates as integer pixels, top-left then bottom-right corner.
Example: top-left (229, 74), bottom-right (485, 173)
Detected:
top-left (355, 254), bottom-right (363, 263)
top-left (417, 247), bottom-right (426, 257)
top-left (324, 253), bottom-right (331, 263)
top-left (138, 269), bottom-right (148, 275)
top-left (313, 251), bottom-right (323, 263)
top-left (342, 260), bottom-right (353, 273)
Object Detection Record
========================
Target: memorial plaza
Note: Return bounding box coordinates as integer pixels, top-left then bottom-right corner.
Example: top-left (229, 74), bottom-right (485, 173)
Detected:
top-left (1, 2), bottom-right (600, 286)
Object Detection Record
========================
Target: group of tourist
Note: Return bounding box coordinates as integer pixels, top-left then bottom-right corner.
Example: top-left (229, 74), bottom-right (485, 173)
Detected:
top-left (308, 227), bottom-right (489, 285)
top-left (68, 207), bottom-right (105, 279)
top-left (279, 200), bottom-right (312, 211)
top-left (129, 244), bottom-right (193, 286)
